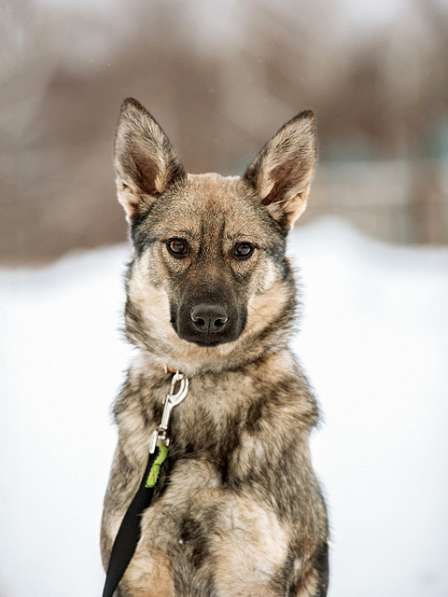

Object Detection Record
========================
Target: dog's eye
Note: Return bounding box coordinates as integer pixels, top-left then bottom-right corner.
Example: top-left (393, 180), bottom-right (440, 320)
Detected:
top-left (233, 242), bottom-right (255, 260)
top-left (166, 237), bottom-right (189, 258)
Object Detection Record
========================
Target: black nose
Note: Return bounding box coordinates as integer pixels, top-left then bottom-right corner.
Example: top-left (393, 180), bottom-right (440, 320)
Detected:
top-left (190, 304), bottom-right (229, 334)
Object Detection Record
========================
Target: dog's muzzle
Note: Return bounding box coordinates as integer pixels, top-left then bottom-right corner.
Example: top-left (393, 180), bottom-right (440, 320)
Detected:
top-left (172, 300), bottom-right (245, 346)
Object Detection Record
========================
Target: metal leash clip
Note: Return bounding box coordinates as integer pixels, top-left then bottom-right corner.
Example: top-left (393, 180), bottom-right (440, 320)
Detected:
top-left (149, 370), bottom-right (189, 454)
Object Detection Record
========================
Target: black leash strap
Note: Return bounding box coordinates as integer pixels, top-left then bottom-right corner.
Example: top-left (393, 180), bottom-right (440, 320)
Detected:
top-left (102, 446), bottom-right (168, 597)
top-left (102, 370), bottom-right (189, 597)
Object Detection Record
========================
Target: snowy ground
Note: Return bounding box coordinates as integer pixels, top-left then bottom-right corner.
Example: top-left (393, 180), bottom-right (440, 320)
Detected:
top-left (1, 218), bottom-right (447, 597)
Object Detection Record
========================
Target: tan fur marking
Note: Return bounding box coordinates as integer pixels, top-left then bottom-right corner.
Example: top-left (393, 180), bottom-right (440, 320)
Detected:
top-left (123, 550), bottom-right (175, 597)
top-left (212, 497), bottom-right (289, 596)
top-left (245, 278), bottom-right (291, 337)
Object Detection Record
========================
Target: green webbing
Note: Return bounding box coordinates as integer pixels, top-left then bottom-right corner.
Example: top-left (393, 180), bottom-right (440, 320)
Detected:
top-left (145, 444), bottom-right (169, 488)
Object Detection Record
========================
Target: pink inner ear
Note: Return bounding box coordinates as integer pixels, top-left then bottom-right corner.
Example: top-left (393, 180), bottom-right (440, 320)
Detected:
top-left (261, 160), bottom-right (299, 206)
top-left (132, 152), bottom-right (160, 196)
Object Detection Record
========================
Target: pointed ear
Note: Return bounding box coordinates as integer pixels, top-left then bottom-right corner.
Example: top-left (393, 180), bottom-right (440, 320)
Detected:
top-left (243, 111), bottom-right (317, 229)
top-left (114, 97), bottom-right (186, 222)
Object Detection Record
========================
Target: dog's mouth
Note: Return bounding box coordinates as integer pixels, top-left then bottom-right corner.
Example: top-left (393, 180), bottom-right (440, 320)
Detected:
top-left (183, 336), bottom-right (227, 347)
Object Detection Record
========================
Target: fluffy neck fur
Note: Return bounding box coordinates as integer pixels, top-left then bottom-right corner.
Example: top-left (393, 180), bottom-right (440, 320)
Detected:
top-left (123, 257), bottom-right (299, 377)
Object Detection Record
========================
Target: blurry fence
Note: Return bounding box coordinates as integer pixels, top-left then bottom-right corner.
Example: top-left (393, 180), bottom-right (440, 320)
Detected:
top-left (308, 159), bottom-right (448, 244)
top-left (2, 157), bottom-right (446, 264)
top-left (1, 0), bottom-right (447, 263)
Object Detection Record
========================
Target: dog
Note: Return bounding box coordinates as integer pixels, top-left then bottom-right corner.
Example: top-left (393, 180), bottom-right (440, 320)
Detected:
top-left (100, 97), bottom-right (329, 596)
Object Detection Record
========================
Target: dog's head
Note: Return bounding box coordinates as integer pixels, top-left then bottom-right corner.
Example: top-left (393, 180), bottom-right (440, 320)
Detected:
top-left (115, 98), bottom-right (317, 372)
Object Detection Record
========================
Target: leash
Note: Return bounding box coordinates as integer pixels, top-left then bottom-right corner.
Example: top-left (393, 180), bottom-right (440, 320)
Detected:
top-left (102, 370), bottom-right (189, 597)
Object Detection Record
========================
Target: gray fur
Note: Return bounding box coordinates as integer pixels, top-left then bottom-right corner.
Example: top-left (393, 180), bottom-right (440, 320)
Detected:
top-left (101, 98), bottom-right (329, 597)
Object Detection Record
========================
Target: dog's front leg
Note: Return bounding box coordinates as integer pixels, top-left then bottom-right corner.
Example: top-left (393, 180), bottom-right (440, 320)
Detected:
top-left (294, 541), bottom-right (329, 597)
top-left (117, 549), bottom-right (175, 597)
top-left (100, 439), bottom-right (177, 596)
top-left (311, 540), bottom-right (329, 597)
top-left (100, 439), bottom-right (141, 571)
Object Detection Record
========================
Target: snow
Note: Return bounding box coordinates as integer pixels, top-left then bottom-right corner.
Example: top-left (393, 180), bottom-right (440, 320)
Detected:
top-left (1, 217), bottom-right (447, 596)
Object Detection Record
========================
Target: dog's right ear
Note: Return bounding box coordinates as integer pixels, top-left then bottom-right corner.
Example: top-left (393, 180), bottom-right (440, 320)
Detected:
top-left (114, 98), bottom-right (186, 222)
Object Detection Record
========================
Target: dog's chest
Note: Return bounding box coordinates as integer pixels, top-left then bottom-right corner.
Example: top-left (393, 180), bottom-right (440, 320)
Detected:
top-left (124, 455), bottom-right (289, 596)
top-left (120, 372), bottom-right (253, 467)
top-left (117, 373), bottom-right (291, 593)
top-left (136, 479), bottom-right (289, 595)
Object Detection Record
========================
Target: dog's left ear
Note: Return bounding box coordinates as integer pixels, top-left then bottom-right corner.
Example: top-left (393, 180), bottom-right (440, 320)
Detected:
top-left (243, 111), bottom-right (317, 229)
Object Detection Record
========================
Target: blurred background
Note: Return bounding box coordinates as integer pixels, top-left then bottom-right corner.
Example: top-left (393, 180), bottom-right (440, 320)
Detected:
top-left (1, 2), bottom-right (448, 597)
top-left (2, 0), bottom-right (448, 264)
